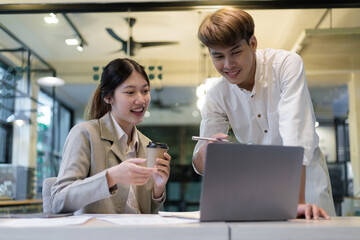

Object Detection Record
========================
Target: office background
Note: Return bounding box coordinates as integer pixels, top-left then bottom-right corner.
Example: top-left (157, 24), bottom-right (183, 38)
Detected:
top-left (0, 0), bottom-right (359, 216)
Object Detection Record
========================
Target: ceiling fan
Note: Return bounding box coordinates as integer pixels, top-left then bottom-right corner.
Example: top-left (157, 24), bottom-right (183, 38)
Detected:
top-left (106, 17), bottom-right (179, 56)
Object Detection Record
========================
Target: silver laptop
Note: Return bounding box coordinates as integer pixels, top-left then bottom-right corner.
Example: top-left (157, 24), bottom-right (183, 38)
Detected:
top-left (200, 143), bottom-right (304, 222)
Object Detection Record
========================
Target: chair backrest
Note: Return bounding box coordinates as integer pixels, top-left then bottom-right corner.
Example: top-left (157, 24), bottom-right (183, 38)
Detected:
top-left (42, 177), bottom-right (57, 213)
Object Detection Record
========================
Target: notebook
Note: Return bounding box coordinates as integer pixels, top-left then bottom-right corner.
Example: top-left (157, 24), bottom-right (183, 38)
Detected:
top-left (199, 142), bottom-right (304, 222)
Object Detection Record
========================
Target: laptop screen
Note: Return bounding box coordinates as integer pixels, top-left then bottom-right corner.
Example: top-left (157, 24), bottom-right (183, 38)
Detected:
top-left (200, 143), bottom-right (303, 222)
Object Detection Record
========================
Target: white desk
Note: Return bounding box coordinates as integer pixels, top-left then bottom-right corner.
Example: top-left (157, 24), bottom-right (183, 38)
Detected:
top-left (229, 217), bottom-right (360, 240)
top-left (0, 214), bottom-right (228, 240)
top-left (1, 215), bottom-right (360, 240)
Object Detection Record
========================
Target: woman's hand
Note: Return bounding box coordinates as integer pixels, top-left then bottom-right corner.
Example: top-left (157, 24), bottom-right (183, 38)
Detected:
top-left (152, 152), bottom-right (171, 198)
top-left (106, 158), bottom-right (157, 188)
top-left (297, 203), bottom-right (330, 220)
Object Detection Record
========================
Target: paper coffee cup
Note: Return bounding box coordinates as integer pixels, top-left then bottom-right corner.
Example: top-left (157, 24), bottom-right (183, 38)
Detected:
top-left (146, 142), bottom-right (168, 168)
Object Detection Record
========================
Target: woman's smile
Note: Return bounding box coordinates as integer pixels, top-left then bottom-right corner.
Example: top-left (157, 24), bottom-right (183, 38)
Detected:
top-left (130, 106), bottom-right (145, 116)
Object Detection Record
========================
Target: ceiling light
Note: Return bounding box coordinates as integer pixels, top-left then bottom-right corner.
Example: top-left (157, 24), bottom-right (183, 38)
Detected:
top-left (44, 13), bottom-right (58, 24)
top-left (192, 110), bottom-right (199, 118)
top-left (65, 38), bottom-right (79, 46)
top-left (6, 111), bottom-right (31, 126)
top-left (77, 45), bottom-right (83, 52)
top-left (37, 76), bottom-right (65, 87)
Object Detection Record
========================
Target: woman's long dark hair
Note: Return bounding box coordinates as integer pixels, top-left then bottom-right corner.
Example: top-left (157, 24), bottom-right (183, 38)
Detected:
top-left (85, 58), bottom-right (150, 120)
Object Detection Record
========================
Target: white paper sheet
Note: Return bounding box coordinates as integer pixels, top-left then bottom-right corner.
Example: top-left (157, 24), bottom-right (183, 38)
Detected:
top-left (158, 211), bottom-right (200, 219)
top-left (98, 214), bottom-right (199, 225)
top-left (0, 216), bottom-right (93, 227)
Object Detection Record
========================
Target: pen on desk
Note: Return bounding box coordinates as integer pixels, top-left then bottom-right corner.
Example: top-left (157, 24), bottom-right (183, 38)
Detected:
top-left (191, 136), bottom-right (229, 142)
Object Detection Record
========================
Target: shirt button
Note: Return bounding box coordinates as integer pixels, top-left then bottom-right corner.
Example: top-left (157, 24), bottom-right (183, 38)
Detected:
top-left (264, 130), bottom-right (268, 133)
top-left (257, 114), bottom-right (261, 118)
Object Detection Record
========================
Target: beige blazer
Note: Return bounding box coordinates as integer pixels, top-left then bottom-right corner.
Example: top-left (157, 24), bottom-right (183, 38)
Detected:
top-left (50, 112), bottom-right (164, 214)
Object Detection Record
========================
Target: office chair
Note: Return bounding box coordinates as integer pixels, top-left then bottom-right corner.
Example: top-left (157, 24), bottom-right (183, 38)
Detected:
top-left (42, 177), bottom-right (57, 213)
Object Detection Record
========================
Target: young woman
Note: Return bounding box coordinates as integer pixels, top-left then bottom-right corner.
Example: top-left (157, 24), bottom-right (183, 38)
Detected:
top-left (50, 58), bottom-right (171, 214)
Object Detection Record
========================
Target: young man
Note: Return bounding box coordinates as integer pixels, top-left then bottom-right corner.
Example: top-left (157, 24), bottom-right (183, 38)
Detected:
top-left (192, 7), bottom-right (335, 219)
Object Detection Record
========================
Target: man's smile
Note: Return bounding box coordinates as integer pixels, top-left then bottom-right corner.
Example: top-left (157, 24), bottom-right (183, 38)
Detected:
top-left (224, 69), bottom-right (241, 78)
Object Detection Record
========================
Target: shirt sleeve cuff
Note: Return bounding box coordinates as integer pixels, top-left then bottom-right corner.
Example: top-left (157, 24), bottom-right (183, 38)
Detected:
top-left (152, 190), bottom-right (165, 202)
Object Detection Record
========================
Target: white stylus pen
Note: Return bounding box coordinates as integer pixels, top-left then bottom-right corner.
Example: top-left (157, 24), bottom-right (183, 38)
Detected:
top-left (192, 136), bottom-right (229, 142)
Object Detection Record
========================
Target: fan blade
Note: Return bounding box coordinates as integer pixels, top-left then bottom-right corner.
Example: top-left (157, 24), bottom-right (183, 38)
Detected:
top-left (106, 28), bottom-right (126, 43)
top-left (108, 49), bottom-right (124, 55)
top-left (140, 41), bottom-right (179, 48)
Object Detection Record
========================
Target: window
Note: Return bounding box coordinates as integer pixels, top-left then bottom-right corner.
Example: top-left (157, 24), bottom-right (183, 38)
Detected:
top-left (0, 63), bottom-right (16, 164)
top-left (36, 89), bottom-right (73, 194)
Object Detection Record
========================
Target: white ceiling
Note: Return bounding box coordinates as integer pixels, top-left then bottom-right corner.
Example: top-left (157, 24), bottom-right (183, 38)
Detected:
top-left (0, 6), bottom-right (359, 119)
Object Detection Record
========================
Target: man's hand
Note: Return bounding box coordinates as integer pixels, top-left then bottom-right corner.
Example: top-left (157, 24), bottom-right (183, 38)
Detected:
top-left (297, 203), bottom-right (330, 220)
top-left (192, 133), bottom-right (228, 174)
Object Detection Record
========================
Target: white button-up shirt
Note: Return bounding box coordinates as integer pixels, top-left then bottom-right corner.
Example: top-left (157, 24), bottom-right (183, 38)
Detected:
top-left (194, 48), bottom-right (335, 215)
top-left (195, 48), bottom-right (317, 165)
top-left (110, 114), bottom-right (164, 213)
top-left (111, 114), bottom-right (141, 214)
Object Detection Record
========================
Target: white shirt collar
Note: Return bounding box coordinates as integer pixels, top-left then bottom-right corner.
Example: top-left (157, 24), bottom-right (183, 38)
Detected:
top-left (110, 113), bottom-right (139, 152)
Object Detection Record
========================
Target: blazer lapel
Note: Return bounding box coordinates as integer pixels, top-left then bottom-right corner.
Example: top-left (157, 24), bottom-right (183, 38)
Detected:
top-left (110, 140), bottom-right (126, 164)
top-left (99, 112), bottom-right (126, 164)
top-left (99, 112), bottom-right (130, 212)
